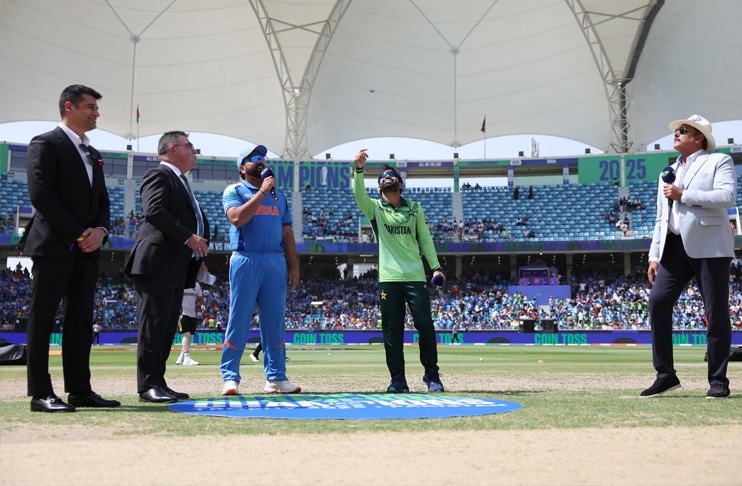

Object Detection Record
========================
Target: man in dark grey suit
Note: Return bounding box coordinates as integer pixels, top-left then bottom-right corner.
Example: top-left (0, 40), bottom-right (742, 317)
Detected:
top-left (125, 131), bottom-right (210, 404)
top-left (643, 115), bottom-right (736, 399)
top-left (24, 84), bottom-right (120, 412)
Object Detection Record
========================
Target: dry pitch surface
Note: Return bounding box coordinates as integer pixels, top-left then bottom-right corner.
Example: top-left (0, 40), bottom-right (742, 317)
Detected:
top-left (1, 357), bottom-right (740, 485)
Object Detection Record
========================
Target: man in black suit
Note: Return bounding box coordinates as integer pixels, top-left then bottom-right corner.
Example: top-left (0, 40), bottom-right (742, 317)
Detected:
top-left (24, 84), bottom-right (120, 412)
top-left (125, 131), bottom-right (210, 404)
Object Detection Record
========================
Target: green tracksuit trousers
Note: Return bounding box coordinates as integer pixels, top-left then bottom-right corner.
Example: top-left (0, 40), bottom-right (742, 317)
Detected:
top-left (379, 281), bottom-right (439, 380)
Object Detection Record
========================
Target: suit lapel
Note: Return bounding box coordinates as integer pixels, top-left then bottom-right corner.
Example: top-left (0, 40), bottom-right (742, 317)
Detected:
top-left (165, 166), bottom-right (198, 228)
top-left (55, 128), bottom-right (90, 184)
top-left (170, 167), bottom-right (193, 205)
top-left (682, 154), bottom-right (707, 188)
top-left (163, 166), bottom-right (208, 240)
top-left (89, 145), bottom-right (104, 190)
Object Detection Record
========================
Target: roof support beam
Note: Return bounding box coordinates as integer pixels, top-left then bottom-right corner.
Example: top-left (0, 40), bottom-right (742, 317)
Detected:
top-left (564, 0), bottom-right (664, 154)
top-left (250, 0), bottom-right (351, 166)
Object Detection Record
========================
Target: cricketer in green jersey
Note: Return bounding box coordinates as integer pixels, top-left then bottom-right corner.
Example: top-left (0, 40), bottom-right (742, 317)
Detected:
top-left (352, 148), bottom-right (446, 393)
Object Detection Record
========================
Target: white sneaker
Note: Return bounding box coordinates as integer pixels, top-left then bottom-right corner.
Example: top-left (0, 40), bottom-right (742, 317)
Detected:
top-left (182, 354), bottom-right (200, 366)
top-left (249, 353), bottom-right (259, 362)
top-left (264, 380), bottom-right (301, 394)
top-left (175, 354), bottom-right (184, 365)
top-left (222, 380), bottom-right (240, 396)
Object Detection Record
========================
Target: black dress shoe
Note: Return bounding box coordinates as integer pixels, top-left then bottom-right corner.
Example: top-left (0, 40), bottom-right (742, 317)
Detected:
top-left (640, 376), bottom-right (681, 398)
top-left (139, 386), bottom-right (178, 404)
top-left (31, 394), bottom-right (76, 413)
top-left (163, 386), bottom-right (189, 400)
top-left (706, 385), bottom-right (731, 399)
top-left (68, 391), bottom-right (121, 408)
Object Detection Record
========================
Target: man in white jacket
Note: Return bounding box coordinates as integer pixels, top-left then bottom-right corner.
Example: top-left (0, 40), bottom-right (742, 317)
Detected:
top-left (643, 115), bottom-right (736, 399)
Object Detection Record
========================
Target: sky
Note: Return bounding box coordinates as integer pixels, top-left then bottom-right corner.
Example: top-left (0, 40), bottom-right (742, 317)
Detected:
top-left (1, 119), bottom-right (740, 164)
top-left (0, 120), bottom-right (606, 160)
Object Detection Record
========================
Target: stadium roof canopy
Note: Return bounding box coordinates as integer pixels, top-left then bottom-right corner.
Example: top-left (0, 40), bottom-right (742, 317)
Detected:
top-left (1, 0), bottom-right (741, 160)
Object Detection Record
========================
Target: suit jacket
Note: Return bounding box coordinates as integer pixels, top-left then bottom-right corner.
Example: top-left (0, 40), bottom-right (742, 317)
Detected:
top-left (23, 126), bottom-right (110, 258)
top-left (125, 164), bottom-right (209, 287)
top-left (649, 151), bottom-right (736, 261)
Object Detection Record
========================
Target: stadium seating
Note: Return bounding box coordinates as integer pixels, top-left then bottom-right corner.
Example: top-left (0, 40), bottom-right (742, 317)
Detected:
top-left (193, 190), bottom-right (230, 241)
top-left (301, 187), bottom-right (363, 241)
top-left (0, 175), bottom-right (32, 233)
top-left (108, 186), bottom-right (125, 221)
top-left (4, 170), bottom-right (742, 334)
top-left (3, 174), bottom-right (740, 243)
top-left (461, 183), bottom-right (627, 241)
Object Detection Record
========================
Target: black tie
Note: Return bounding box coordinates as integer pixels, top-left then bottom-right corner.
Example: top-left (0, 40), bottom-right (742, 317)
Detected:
top-left (79, 144), bottom-right (96, 166)
top-left (180, 174), bottom-right (205, 237)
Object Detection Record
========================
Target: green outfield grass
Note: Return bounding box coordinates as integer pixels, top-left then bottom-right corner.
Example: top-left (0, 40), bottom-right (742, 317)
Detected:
top-left (1, 346), bottom-right (739, 436)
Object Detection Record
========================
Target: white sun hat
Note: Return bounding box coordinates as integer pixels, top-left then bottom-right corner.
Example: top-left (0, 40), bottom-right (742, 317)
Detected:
top-left (669, 114), bottom-right (716, 152)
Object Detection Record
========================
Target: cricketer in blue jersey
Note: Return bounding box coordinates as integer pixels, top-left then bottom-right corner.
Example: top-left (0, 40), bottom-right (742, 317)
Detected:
top-left (219, 145), bottom-right (301, 396)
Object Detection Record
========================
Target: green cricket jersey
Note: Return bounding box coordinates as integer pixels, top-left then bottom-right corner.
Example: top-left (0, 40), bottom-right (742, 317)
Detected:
top-left (353, 169), bottom-right (441, 282)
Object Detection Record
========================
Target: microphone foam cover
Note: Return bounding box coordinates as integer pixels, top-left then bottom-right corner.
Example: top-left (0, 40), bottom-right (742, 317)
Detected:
top-left (660, 166), bottom-right (675, 184)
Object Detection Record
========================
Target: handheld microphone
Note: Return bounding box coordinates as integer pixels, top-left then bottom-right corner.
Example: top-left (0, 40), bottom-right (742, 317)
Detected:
top-left (660, 166), bottom-right (675, 184)
top-left (431, 273), bottom-right (445, 287)
top-left (260, 167), bottom-right (279, 201)
top-left (660, 166), bottom-right (676, 207)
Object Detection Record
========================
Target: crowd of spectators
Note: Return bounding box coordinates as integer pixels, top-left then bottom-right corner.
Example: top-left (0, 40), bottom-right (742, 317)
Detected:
top-left (460, 182), bottom-right (482, 190)
top-left (0, 215), bottom-right (15, 234)
top-left (3, 264), bottom-right (742, 333)
top-left (617, 197), bottom-right (645, 212)
top-left (109, 216), bottom-right (127, 237)
top-left (302, 207), bottom-right (359, 241)
top-left (75, 211), bottom-right (145, 239)
top-left (299, 187), bottom-right (531, 243)
top-left (1, 212), bottom-right (143, 239)
top-left (604, 197), bottom-right (647, 236)
top-left (429, 216), bottom-right (516, 242)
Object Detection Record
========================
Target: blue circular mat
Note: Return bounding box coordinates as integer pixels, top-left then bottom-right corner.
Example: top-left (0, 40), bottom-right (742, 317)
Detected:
top-left (169, 393), bottom-right (522, 420)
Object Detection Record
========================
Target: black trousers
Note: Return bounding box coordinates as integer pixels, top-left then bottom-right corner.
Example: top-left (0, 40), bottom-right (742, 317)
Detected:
top-left (379, 281), bottom-right (439, 380)
top-left (648, 233), bottom-right (732, 387)
top-left (133, 276), bottom-right (184, 393)
top-left (26, 255), bottom-right (98, 397)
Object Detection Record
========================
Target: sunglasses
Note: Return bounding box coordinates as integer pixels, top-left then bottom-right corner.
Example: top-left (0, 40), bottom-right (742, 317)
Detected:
top-left (675, 127), bottom-right (697, 135)
top-left (250, 155), bottom-right (265, 163)
top-left (379, 170), bottom-right (398, 179)
top-left (173, 142), bottom-right (196, 151)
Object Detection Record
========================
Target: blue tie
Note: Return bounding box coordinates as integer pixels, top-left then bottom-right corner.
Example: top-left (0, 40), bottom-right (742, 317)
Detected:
top-left (180, 175), bottom-right (204, 237)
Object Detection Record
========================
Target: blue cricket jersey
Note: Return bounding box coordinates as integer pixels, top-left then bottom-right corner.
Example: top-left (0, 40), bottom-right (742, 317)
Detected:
top-left (222, 180), bottom-right (291, 252)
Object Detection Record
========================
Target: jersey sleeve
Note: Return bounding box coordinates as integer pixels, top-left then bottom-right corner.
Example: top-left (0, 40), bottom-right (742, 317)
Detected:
top-left (414, 202), bottom-right (441, 270)
top-left (353, 169), bottom-right (377, 220)
top-left (281, 191), bottom-right (292, 227)
top-left (222, 184), bottom-right (244, 214)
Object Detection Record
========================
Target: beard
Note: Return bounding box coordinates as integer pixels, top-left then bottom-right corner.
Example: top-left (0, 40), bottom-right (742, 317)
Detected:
top-left (379, 179), bottom-right (400, 194)
top-left (245, 163), bottom-right (264, 178)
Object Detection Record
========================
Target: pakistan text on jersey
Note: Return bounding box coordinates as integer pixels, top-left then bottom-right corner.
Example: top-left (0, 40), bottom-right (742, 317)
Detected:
top-left (384, 224), bottom-right (411, 235)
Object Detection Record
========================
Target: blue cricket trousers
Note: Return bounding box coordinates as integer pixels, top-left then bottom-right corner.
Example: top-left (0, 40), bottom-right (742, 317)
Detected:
top-left (220, 251), bottom-right (288, 383)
